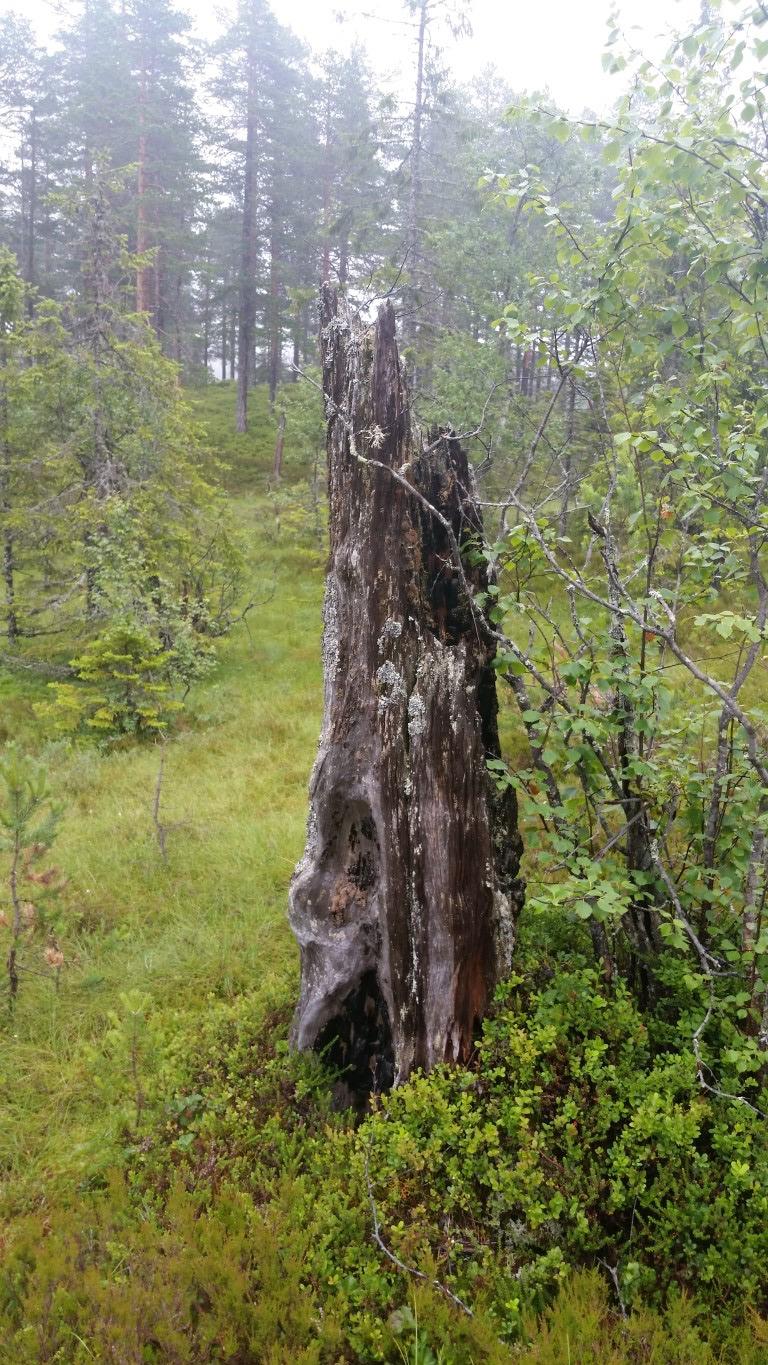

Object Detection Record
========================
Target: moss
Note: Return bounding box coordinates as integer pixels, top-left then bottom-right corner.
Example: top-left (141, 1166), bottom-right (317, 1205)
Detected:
top-left (1, 383), bottom-right (767, 1362)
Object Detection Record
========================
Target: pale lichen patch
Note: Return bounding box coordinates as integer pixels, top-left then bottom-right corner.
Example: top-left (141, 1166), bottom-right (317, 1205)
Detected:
top-left (322, 577), bottom-right (341, 680)
top-left (407, 691), bottom-right (426, 741)
top-left (375, 660), bottom-right (406, 712)
top-left (377, 617), bottom-right (403, 653)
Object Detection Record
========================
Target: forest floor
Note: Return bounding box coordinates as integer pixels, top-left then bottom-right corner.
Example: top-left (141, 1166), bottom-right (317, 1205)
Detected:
top-left (0, 384), bottom-right (323, 1214)
top-left (2, 386), bottom-right (767, 1364)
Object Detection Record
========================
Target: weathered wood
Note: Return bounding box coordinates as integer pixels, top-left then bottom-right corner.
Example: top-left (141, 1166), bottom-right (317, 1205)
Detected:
top-left (289, 288), bottom-right (524, 1100)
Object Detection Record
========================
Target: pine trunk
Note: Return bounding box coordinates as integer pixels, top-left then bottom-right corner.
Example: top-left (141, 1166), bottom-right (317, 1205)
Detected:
top-left (236, 43), bottom-right (258, 433)
top-left (289, 289), bottom-right (524, 1102)
top-left (268, 223), bottom-right (281, 405)
top-left (136, 44), bottom-right (152, 318)
top-left (272, 411), bottom-right (285, 483)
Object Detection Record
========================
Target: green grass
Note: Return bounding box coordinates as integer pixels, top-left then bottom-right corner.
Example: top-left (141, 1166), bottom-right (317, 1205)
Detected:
top-left (186, 380), bottom-right (279, 494)
top-left (2, 384), bottom-right (767, 1361)
top-left (1, 382), bottom-right (761, 1214)
top-left (0, 389), bottom-right (325, 1213)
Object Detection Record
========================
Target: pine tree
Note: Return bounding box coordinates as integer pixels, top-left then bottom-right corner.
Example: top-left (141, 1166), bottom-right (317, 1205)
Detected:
top-left (212, 0), bottom-right (310, 430)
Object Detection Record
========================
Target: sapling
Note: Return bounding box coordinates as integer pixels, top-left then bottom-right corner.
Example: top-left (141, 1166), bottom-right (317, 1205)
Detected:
top-left (0, 747), bottom-right (63, 1007)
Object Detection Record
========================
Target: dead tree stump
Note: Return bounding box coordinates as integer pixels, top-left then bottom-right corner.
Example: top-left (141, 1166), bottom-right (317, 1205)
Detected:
top-left (289, 288), bottom-right (524, 1100)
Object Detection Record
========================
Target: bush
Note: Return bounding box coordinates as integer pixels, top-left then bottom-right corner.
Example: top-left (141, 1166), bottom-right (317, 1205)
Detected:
top-left (39, 622), bottom-right (211, 740)
top-left (2, 977), bottom-right (768, 1361)
top-left (363, 969), bottom-right (768, 1333)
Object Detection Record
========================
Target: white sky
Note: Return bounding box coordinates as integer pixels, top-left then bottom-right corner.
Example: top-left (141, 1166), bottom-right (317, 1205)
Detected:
top-left (3, 0), bottom-right (702, 113)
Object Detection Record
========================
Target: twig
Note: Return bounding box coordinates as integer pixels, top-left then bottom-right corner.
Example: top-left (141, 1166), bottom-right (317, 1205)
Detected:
top-left (152, 746), bottom-right (168, 864)
top-left (692, 997), bottom-right (767, 1118)
top-left (598, 1260), bottom-right (627, 1320)
top-left (363, 1143), bottom-right (473, 1318)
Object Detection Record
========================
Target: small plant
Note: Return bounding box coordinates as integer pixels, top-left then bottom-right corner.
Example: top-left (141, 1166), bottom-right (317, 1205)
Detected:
top-left (0, 748), bottom-right (64, 1007)
top-left (40, 622), bottom-right (191, 740)
top-left (107, 990), bottom-right (155, 1130)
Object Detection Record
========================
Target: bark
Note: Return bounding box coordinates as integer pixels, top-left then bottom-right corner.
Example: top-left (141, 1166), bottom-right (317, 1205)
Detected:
top-left (556, 379), bottom-right (577, 539)
top-left (268, 224), bottom-right (280, 405)
top-left (403, 0), bottom-right (427, 352)
top-left (592, 511), bottom-right (662, 998)
top-left (153, 254), bottom-right (163, 338)
top-left (321, 76), bottom-right (333, 285)
top-left (2, 531), bottom-right (16, 645)
top-left (136, 48), bottom-right (152, 316)
top-left (272, 411), bottom-right (285, 483)
top-left (289, 288), bottom-right (524, 1102)
top-left (514, 344), bottom-right (522, 393)
top-left (0, 374), bottom-right (18, 645)
top-left (25, 108), bottom-right (37, 308)
top-left (236, 25), bottom-right (258, 433)
top-left (534, 334), bottom-right (544, 397)
top-left (173, 271), bottom-right (183, 364)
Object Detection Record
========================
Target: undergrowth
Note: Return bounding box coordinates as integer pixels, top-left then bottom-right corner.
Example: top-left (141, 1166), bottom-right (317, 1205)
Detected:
top-left (2, 968), bottom-right (768, 1361)
top-left (2, 385), bottom-right (767, 1362)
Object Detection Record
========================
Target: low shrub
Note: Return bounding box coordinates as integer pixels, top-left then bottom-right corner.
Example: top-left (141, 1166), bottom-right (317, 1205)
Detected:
top-left (39, 622), bottom-right (213, 740)
top-left (2, 973), bottom-right (768, 1361)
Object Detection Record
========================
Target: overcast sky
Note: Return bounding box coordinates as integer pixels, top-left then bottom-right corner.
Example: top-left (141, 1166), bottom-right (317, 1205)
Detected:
top-left (2, 0), bottom-right (702, 113)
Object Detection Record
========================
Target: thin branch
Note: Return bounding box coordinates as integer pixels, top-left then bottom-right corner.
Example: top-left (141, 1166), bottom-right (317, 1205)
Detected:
top-left (363, 1144), bottom-right (474, 1318)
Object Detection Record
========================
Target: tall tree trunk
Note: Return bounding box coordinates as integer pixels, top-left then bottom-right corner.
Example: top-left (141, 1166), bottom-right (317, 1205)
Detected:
top-left (321, 77), bottom-right (333, 284)
top-left (1, 390), bottom-right (18, 645)
top-left (173, 271), bottom-right (183, 363)
top-left (202, 272), bottom-right (210, 374)
top-left (236, 30), bottom-right (258, 434)
top-left (403, 0), bottom-right (427, 356)
top-left (514, 344), bottom-right (522, 393)
top-left (272, 410), bottom-right (285, 483)
top-left (556, 379), bottom-right (577, 538)
top-left (289, 289), bottom-right (524, 1102)
top-left (2, 526), bottom-right (16, 645)
top-left (268, 225), bottom-right (280, 405)
top-left (25, 108), bottom-right (37, 310)
top-left (591, 510), bottom-right (662, 999)
top-left (136, 42), bottom-right (152, 316)
top-left (534, 333), bottom-right (544, 397)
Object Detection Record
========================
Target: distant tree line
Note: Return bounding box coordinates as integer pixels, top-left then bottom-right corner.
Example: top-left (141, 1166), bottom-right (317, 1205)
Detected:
top-left (0, 0), bottom-right (592, 433)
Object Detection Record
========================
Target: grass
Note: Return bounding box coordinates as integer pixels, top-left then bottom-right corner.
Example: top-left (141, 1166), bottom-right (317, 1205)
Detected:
top-left (186, 380), bottom-right (279, 494)
top-left (0, 384), bottom-right (325, 1214)
top-left (2, 382), bottom-right (767, 1361)
top-left (2, 382), bottom-right (760, 1214)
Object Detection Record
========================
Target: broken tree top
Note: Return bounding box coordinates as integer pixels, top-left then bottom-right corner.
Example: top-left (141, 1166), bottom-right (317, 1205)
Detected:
top-left (289, 288), bottom-right (523, 1100)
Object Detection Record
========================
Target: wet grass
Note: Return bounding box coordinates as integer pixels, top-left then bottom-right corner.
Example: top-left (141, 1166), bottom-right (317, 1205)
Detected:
top-left (0, 387), bottom-right (325, 1212)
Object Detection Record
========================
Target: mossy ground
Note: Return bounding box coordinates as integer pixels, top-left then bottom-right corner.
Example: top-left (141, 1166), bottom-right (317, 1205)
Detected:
top-left (1, 384), bottom-right (766, 1362)
top-left (0, 383), bottom-right (323, 1211)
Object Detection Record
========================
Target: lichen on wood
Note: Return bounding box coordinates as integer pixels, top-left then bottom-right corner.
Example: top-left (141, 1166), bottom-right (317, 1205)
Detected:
top-left (289, 287), bottom-right (524, 1102)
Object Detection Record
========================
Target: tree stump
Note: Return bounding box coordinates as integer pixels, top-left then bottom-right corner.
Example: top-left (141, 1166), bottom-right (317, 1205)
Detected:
top-left (289, 288), bottom-right (524, 1101)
